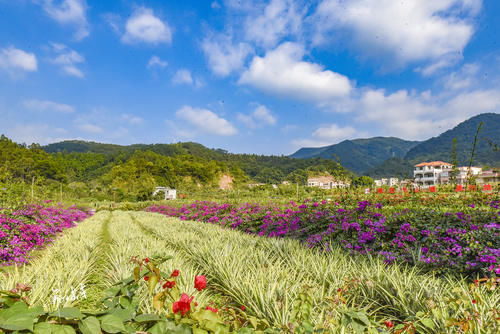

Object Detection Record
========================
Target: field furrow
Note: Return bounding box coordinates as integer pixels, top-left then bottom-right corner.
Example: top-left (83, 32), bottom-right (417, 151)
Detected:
top-left (0, 211), bottom-right (108, 311)
top-left (132, 211), bottom-right (500, 333)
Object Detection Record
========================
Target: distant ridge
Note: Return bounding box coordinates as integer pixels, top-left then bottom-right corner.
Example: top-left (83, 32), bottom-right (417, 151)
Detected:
top-left (290, 113), bottom-right (500, 176)
top-left (290, 137), bottom-right (420, 174)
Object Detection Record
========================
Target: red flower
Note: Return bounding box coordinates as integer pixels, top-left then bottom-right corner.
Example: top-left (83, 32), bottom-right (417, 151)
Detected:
top-left (144, 276), bottom-right (149, 281)
top-left (384, 321), bottom-right (393, 328)
top-left (472, 299), bottom-right (477, 304)
top-left (194, 275), bottom-right (207, 291)
top-left (144, 258), bottom-right (150, 263)
top-left (172, 293), bottom-right (194, 316)
top-left (162, 281), bottom-right (175, 289)
top-left (206, 306), bottom-right (218, 313)
top-left (170, 269), bottom-right (180, 278)
top-left (241, 305), bottom-right (246, 311)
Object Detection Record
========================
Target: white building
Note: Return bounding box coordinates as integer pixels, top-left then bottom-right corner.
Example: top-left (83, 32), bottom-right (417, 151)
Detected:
top-left (308, 176), bottom-right (350, 189)
top-left (414, 161), bottom-right (452, 187)
top-left (374, 178), bottom-right (388, 187)
top-left (152, 187), bottom-right (177, 200)
top-left (388, 178), bottom-right (399, 186)
top-left (440, 166), bottom-right (482, 185)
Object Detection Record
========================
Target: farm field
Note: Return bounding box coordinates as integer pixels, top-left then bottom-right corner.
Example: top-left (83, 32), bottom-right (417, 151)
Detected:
top-left (0, 209), bottom-right (499, 333)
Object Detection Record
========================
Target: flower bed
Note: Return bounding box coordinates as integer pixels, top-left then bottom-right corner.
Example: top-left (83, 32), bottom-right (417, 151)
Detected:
top-left (0, 204), bottom-right (92, 265)
top-left (147, 200), bottom-right (500, 277)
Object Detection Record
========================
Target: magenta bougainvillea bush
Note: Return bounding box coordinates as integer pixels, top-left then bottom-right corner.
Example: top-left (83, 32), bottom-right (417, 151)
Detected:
top-left (147, 200), bottom-right (500, 277)
top-left (0, 203), bottom-right (92, 265)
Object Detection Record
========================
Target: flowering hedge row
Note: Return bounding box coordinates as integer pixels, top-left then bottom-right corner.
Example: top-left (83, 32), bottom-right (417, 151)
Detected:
top-left (0, 203), bottom-right (92, 265)
top-left (146, 200), bottom-right (500, 277)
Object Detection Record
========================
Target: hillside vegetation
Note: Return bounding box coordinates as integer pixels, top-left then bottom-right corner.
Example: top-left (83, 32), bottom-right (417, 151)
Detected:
top-left (290, 137), bottom-right (420, 174)
top-left (0, 135), bottom-right (352, 202)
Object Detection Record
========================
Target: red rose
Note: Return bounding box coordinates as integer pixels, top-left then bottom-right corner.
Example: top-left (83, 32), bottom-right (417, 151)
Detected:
top-left (194, 275), bottom-right (207, 291)
top-left (384, 321), bottom-right (393, 328)
top-left (241, 305), bottom-right (246, 311)
top-left (144, 276), bottom-right (149, 281)
top-left (172, 293), bottom-right (194, 316)
top-left (162, 281), bottom-right (175, 289)
top-left (206, 306), bottom-right (218, 313)
top-left (170, 269), bottom-right (180, 278)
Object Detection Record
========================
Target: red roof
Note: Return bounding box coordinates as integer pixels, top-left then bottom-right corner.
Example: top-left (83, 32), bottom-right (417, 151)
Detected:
top-left (415, 161), bottom-right (452, 167)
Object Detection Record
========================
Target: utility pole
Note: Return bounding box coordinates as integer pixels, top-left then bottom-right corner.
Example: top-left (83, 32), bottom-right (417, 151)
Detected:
top-left (296, 183), bottom-right (299, 201)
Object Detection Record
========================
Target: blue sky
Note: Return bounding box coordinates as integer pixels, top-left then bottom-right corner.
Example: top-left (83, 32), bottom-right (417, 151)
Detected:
top-left (0, 0), bottom-right (499, 155)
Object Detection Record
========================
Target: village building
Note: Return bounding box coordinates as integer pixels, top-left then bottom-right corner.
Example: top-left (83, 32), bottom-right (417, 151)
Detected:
top-left (307, 176), bottom-right (350, 189)
top-left (477, 169), bottom-right (500, 184)
top-left (414, 161), bottom-right (452, 187)
top-left (152, 187), bottom-right (176, 200)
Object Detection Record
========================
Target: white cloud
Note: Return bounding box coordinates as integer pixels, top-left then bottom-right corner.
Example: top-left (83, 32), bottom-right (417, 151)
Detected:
top-left (147, 55), bottom-right (167, 69)
top-left (211, 1), bottom-right (221, 9)
top-left (350, 87), bottom-right (500, 140)
top-left (312, 124), bottom-right (356, 142)
top-left (239, 42), bottom-right (352, 102)
top-left (244, 0), bottom-right (304, 49)
top-left (172, 69), bottom-right (193, 85)
top-left (23, 99), bottom-right (75, 113)
top-left (122, 7), bottom-right (172, 45)
top-left (176, 106), bottom-right (237, 136)
top-left (201, 33), bottom-right (252, 77)
top-left (313, 0), bottom-right (481, 70)
top-left (2, 123), bottom-right (67, 145)
top-left (39, 0), bottom-right (89, 40)
top-left (49, 43), bottom-right (85, 78)
top-left (172, 69), bottom-right (203, 88)
top-left (121, 114), bottom-right (143, 125)
top-left (77, 123), bottom-right (103, 133)
top-left (442, 63), bottom-right (480, 91)
top-left (0, 46), bottom-right (37, 76)
top-left (292, 123), bottom-right (356, 148)
top-left (238, 105), bottom-right (276, 128)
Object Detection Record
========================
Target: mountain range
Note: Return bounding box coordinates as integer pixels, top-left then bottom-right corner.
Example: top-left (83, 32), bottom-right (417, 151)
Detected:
top-left (290, 113), bottom-right (500, 178)
top-left (41, 113), bottom-right (500, 180)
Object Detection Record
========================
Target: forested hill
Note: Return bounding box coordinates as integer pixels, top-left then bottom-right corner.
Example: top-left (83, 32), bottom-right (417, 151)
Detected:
top-left (290, 137), bottom-right (420, 174)
top-left (404, 113), bottom-right (500, 165)
top-left (0, 135), bottom-right (354, 201)
top-left (43, 140), bottom-right (353, 183)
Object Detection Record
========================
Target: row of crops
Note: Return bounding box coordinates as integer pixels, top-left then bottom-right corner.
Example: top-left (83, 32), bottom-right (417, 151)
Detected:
top-left (146, 198), bottom-right (500, 277)
top-left (1, 209), bottom-right (499, 333)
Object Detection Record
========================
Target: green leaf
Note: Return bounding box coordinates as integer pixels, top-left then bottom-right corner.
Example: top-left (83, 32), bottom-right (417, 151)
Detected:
top-left (0, 303), bottom-right (37, 332)
top-left (193, 327), bottom-right (209, 334)
top-left (34, 322), bottom-right (54, 334)
top-left (351, 319), bottom-right (366, 334)
top-left (415, 311), bottom-right (425, 318)
top-left (421, 318), bottom-right (435, 329)
top-left (149, 320), bottom-right (190, 334)
top-left (52, 324), bottom-right (77, 334)
top-left (109, 307), bottom-right (135, 322)
top-left (105, 286), bottom-right (121, 298)
top-left (354, 312), bottom-right (370, 326)
top-left (50, 307), bottom-right (84, 320)
top-left (148, 273), bottom-right (159, 294)
top-left (100, 314), bottom-right (126, 333)
top-left (134, 314), bottom-right (161, 323)
top-left (119, 296), bottom-right (131, 309)
top-left (0, 301), bottom-right (28, 322)
top-left (78, 316), bottom-right (101, 334)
